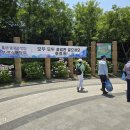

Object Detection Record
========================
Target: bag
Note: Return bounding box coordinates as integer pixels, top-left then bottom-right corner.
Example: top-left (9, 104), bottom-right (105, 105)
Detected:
top-left (75, 64), bottom-right (82, 75)
top-left (105, 79), bottom-right (113, 92)
top-left (121, 72), bottom-right (126, 81)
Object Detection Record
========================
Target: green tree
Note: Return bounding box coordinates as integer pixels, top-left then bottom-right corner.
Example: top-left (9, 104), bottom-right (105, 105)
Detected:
top-left (97, 6), bottom-right (130, 60)
top-left (0, 0), bottom-right (20, 42)
top-left (74, 0), bottom-right (102, 46)
top-left (17, 0), bottom-right (43, 43)
top-left (41, 0), bottom-right (74, 45)
top-left (17, 0), bottom-right (73, 44)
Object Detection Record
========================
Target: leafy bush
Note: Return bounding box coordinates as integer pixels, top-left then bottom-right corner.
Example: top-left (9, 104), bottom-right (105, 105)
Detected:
top-left (107, 61), bottom-right (113, 73)
top-left (22, 62), bottom-right (44, 80)
top-left (84, 62), bottom-right (91, 77)
top-left (51, 60), bottom-right (70, 78)
top-left (118, 62), bottom-right (124, 71)
top-left (0, 70), bottom-right (13, 84)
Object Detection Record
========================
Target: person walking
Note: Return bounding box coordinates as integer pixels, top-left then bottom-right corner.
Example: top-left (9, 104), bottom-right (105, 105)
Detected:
top-left (98, 55), bottom-right (108, 94)
top-left (123, 59), bottom-right (130, 102)
top-left (76, 58), bottom-right (85, 92)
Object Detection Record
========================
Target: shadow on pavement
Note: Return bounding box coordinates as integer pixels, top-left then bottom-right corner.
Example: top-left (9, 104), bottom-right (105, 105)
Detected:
top-left (102, 94), bottom-right (115, 98)
top-left (78, 90), bottom-right (88, 93)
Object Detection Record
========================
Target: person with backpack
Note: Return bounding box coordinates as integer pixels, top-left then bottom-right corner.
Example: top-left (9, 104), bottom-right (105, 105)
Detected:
top-left (123, 58), bottom-right (130, 102)
top-left (98, 55), bottom-right (109, 95)
top-left (75, 58), bottom-right (85, 92)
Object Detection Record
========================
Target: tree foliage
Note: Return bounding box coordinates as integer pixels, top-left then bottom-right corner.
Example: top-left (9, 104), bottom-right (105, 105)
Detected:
top-left (74, 0), bottom-right (102, 46)
top-left (97, 6), bottom-right (130, 60)
top-left (17, 0), bottom-right (73, 44)
top-left (0, 0), bottom-right (20, 42)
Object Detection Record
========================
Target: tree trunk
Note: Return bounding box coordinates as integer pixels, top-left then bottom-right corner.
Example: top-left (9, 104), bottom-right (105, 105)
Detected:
top-left (58, 36), bottom-right (61, 45)
top-left (121, 43), bottom-right (130, 60)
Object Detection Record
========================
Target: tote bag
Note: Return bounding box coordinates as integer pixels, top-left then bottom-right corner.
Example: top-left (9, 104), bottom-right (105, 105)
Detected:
top-left (121, 72), bottom-right (126, 81)
top-left (105, 79), bottom-right (113, 92)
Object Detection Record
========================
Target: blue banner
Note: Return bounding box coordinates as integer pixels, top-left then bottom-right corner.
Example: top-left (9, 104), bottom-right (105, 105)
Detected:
top-left (0, 43), bottom-right (87, 58)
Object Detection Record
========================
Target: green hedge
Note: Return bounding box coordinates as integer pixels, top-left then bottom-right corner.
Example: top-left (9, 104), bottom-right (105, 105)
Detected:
top-left (51, 60), bottom-right (70, 78)
top-left (118, 62), bottom-right (124, 71)
top-left (0, 70), bottom-right (13, 84)
top-left (22, 62), bottom-right (44, 80)
top-left (107, 61), bottom-right (114, 73)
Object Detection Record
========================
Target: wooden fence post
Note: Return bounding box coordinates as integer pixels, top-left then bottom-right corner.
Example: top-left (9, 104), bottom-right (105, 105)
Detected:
top-left (44, 40), bottom-right (51, 79)
top-left (112, 41), bottom-right (118, 73)
top-left (13, 37), bottom-right (22, 82)
top-left (91, 41), bottom-right (96, 75)
top-left (68, 41), bottom-right (74, 78)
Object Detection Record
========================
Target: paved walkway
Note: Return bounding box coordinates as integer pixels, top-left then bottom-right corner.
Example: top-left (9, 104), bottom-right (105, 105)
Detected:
top-left (0, 78), bottom-right (129, 130)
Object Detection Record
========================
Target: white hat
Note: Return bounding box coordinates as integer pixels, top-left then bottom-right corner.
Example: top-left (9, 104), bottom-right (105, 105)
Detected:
top-left (78, 58), bottom-right (82, 62)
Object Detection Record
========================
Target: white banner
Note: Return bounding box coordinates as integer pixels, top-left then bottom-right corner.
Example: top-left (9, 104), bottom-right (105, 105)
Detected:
top-left (0, 43), bottom-right (87, 58)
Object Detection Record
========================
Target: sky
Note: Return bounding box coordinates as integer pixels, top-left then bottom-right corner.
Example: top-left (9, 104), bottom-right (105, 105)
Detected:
top-left (64, 0), bottom-right (130, 11)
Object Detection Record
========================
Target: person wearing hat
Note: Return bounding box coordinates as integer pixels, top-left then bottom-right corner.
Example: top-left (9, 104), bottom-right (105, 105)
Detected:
top-left (123, 58), bottom-right (130, 102)
top-left (98, 55), bottom-right (108, 94)
top-left (76, 58), bottom-right (85, 92)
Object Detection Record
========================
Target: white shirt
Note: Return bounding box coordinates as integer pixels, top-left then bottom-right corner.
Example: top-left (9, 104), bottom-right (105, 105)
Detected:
top-left (98, 60), bottom-right (108, 75)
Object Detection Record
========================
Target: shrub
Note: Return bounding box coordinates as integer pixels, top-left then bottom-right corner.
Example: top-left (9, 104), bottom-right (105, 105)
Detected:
top-left (22, 62), bottom-right (44, 80)
top-left (51, 60), bottom-right (70, 78)
top-left (107, 61), bottom-right (113, 73)
top-left (0, 70), bottom-right (13, 84)
top-left (84, 62), bottom-right (91, 77)
top-left (118, 62), bottom-right (124, 71)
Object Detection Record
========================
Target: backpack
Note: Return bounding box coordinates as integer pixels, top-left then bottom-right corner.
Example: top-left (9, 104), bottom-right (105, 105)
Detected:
top-left (75, 64), bottom-right (82, 75)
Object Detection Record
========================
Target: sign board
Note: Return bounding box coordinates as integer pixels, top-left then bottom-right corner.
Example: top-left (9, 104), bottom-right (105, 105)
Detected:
top-left (97, 43), bottom-right (112, 58)
top-left (0, 43), bottom-right (87, 58)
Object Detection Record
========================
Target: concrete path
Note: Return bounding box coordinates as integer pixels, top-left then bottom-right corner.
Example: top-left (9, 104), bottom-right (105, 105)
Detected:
top-left (0, 78), bottom-right (129, 130)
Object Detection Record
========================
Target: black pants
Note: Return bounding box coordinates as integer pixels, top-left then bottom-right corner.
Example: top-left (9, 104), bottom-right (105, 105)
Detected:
top-left (126, 79), bottom-right (130, 102)
top-left (99, 75), bottom-right (107, 93)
